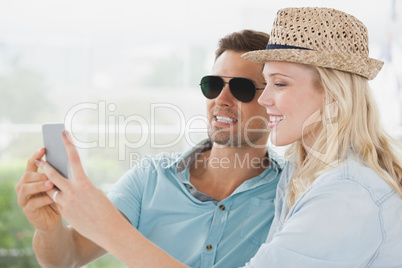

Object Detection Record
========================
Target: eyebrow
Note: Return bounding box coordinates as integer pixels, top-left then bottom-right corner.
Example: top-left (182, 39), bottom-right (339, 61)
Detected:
top-left (263, 73), bottom-right (292, 82)
top-left (215, 75), bottom-right (262, 85)
top-left (266, 73), bottom-right (293, 79)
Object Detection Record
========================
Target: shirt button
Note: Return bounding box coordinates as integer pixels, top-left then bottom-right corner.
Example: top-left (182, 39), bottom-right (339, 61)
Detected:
top-left (219, 205), bottom-right (226, 211)
top-left (189, 185), bottom-right (193, 190)
top-left (206, 245), bottom-right (213, 251)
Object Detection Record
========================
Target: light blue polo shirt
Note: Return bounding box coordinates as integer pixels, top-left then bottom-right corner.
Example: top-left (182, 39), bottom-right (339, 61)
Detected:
top-left (108, 140), bottom-right (283, 268)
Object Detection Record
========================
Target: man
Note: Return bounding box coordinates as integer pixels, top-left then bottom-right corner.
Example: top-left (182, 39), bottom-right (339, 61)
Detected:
top-left (16, 29), bottom-right (283, 267)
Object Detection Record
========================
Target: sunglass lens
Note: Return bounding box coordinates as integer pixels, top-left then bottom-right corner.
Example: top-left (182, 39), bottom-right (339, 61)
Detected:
top-left (200, 76), bottom-right (224, 99)
top-left (229, 78), bottom-right (256, 103)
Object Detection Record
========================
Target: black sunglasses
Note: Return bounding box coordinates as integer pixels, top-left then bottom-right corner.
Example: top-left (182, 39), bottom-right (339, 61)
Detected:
top-left (199, 75), bottom-right (265, 103)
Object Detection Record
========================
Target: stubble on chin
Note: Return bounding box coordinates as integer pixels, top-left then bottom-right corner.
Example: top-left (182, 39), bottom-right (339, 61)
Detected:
top-left (208, 128), bottom-right (237, 147)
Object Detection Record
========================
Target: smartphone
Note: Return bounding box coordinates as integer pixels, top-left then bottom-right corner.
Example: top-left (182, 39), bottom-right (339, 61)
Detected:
top-left (42, 123), bottom-right (70, 178)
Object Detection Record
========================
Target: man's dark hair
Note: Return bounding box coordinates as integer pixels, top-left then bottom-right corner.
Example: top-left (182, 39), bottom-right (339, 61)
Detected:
top-left (215, 29), bottom-right (269, 60)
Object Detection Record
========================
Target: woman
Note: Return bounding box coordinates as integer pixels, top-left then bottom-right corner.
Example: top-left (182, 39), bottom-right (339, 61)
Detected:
top-left (242, 7), bottom-right (402, 267)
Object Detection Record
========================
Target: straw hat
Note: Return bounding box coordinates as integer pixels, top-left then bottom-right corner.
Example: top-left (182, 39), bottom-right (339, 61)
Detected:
top-left (243, 7), bottom-right (383, 80)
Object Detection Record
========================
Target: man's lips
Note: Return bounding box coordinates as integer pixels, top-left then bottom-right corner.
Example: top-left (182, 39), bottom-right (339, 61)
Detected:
top-left (213, 114), bottom-right (238, 126)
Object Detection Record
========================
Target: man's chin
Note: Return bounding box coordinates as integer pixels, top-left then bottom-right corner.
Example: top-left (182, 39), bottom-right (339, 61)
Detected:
top-left (209, 135), bottom-right (239, 148)
top-left (208, 131), bottom-right (267, 148)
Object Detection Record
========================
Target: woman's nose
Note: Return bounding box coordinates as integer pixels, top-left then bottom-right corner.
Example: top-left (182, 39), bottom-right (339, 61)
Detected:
top-left (258, 86), bottom-right (274, 107)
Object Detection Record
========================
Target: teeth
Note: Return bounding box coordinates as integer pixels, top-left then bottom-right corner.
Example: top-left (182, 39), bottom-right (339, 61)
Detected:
top-left (216, 116), bottom-right (236, 124)
top-left (270, 115), bottom-right (285, 122)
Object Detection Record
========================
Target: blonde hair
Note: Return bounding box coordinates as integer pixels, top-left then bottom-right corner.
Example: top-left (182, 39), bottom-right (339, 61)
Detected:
top-left (287, 67), bottom-right (402, 208)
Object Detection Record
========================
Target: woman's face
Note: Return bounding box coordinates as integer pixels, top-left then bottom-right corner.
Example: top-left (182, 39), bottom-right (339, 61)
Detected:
top-left (258, 61), bottom-right (325, 148)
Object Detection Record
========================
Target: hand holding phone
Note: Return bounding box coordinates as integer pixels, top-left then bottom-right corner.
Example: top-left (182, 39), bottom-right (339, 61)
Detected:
top-left (42, 123), bottom-right (71, 178)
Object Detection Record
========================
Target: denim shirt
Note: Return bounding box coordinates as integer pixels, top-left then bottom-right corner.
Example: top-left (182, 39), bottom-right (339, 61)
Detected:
top-left (244, 154), bottom-right (402, 268)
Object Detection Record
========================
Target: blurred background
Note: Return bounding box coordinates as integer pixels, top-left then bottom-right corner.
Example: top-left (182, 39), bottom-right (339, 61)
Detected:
top-left (1, 0), bottom-right (401, 267)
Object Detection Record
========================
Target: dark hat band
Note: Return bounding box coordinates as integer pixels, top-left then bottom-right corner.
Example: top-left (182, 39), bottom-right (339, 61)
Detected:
top-left (266, 44), bottom-right (312, 50)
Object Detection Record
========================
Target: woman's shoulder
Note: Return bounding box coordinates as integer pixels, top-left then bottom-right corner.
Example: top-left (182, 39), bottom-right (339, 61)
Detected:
top-left (313, 156), bottom-right (396, 201)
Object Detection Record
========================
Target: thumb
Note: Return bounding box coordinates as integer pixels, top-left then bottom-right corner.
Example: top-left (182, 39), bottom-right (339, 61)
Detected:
top-left (26, 148), bottom-right (46, 172)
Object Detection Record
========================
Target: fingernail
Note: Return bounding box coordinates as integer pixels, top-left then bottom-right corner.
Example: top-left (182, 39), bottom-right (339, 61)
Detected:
top-left (63, 130), bottom-right (71, 139)
top-left (35, 160), bottom-right (41, 166)
top-left (36, 147), bottom-right (44, 155)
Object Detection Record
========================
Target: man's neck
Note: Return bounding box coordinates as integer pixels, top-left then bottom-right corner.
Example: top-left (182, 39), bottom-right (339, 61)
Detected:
top-left (189, 143), bottom-right (269, 201)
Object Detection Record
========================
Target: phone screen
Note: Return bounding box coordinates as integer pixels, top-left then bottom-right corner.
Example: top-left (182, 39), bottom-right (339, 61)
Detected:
top-left (42, 123), bottom-right (70, 178)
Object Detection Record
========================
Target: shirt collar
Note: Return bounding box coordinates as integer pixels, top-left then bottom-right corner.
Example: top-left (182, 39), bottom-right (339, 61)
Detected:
top-left (171, 139), bottom-right (284, 194)
top-left (172, 139), bottom-right (285, 174)
top-left (175, 139), bottom-right (213, 173)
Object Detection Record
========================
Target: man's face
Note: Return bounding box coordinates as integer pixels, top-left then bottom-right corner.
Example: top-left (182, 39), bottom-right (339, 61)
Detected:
top-left (206, 50), bottom-right (269, 148)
